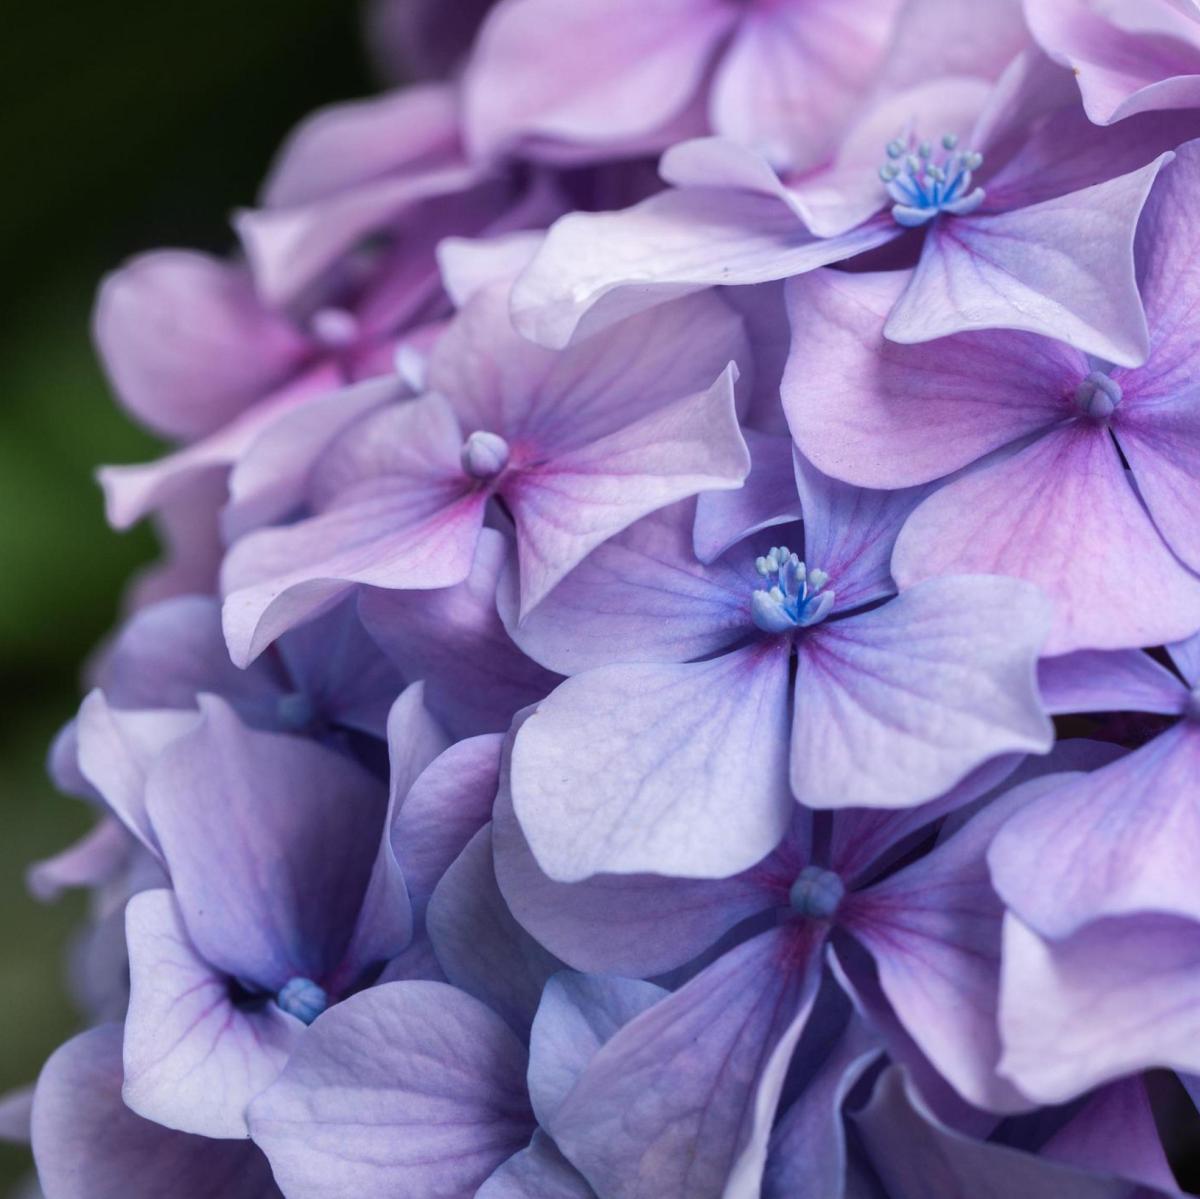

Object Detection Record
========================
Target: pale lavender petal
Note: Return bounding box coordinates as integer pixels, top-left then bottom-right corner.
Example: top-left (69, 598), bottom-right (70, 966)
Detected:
top-left (32, 1025), bottom-right (282, 1199)
top-left (551, 927), bottom-right (822, 1199)
top-left (988, 723), bottom-right (1200, 936)
top-left (1169, 629), bottom-right (1200, 686)
top-left (426, 826), bottom-right (563, 1036)
top-left (93, 250), bottom-right (307, 441)
top-left (886, 156), bottom-right (1173, 367)
top-left (261, 83), bottom-right (461, 207)
top-left (75, 691), bottom-right (199, 855)
top-left (337, 685), bottom-right (447, 988)
top-left (1038, 648), bottom-right (1187, 715)
top-left (122, 890), bottom-right (302, 1139)
top-left (527, 972), bottom-right (666, 1129)
top-left (693, 429), bottom-right (800, 564)
top-left (222, 374), bottom-right (399, 539)
top-left (511, 641), bottom-right (794, 881)
top-left (430, 285), bottom-right (749, 455)
top-left (392, 733), bottom-right (503, 912)
top-left (1026, 0), bottom-right (1200, 124)
top-left (783, 270), bottom-right (1081, 488)
top-left (762, 1020), bottom-right (882, 1199)
top-left (95, 595), bottom-right (281, 713)
top-left (1041, 1076), bottom-right (1178, 1192)
top-left (27, 816), bottom-right (132, 902)
top-left (508, 364), bottom-right (749, 614)
top-left (247, 981), bottom-right (534, 1198)
top-left (462, 0), bottom-right (731, 158)
top-left (493, 727), bottom-right (773, 976)
top-left (854, 1066), bottom-right (1156, 1199)
top-left (511, 188), bottom-right (897, 350)
top-left (999, 912), bottom-right (1200, 1103)
top-left (794, 454), bottom-right (930, 611)
top-left (480, 1132), bottom-right (596, 1199)
top-left (793, 576), bottom-right (1052, 810)
top-left (893, 424), bottom-right (1200, 655)
top-left (499, 502), bottom-right (750, 675)
top-left (844, 787), bottom-right (1043, 1112)
top-left (710, 0), bottom-right (902, 172)
top-left (145, 696), bottom-right (388, 989)
top-left (221, 482), bottom-right (486, 668)
top-left (360, 530), bottom-right (559, 737)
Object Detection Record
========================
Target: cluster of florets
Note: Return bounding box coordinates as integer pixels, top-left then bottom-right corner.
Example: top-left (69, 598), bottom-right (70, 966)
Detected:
top-left (11, 0), bottom-right (1200, 1196)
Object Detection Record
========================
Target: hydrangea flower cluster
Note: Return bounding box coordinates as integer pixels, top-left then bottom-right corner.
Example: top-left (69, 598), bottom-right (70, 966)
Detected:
top-left (11, 0), bottom-right (1200, 1195)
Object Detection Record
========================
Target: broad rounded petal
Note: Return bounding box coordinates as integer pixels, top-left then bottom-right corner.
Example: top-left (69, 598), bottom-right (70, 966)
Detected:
top-left (261, 83), bottom-right (461, 207)
top-left (1026, 0), bottom-right (1200, 125)
top-left (500, 502), bottom-right (751, 675)
top-left (844, 789), bottom-right (1042, 1112)
top-left (999, 912), bottom-right (1200, 1103)
top-left (508, 365), bottom-right (750, 614)
top-left (854, 1066), bottom-right (1148, 1199)
top-left (711, 0), bottom-right (901, 171)
top-left (360, 530), bottom-right (561, 738)
top-left (893, 424), bottom-right (1200, 654)
top-left (783, 270), bottom-right (1080, 488)
top-left (1169, 628), bottom-right (1200, 686)
top-left (96, 595), bottom-right (282, 713)
top-left (431, 286), bottom-right (750, 453)
top-left (478, 1132), bottom-right (597, 1199)
top-left (0, 1085), bottom-right (32, 1144)
top-left (75, 691), bottom-right (200, 856)
top-left (1038, 648), bottom-right (1187, 716)
top-left (494, 739), bottom-right (772, 976)
top-left (462, 0), bottom-right (731, 158)
top-left (223, 374), bottom-right (400, 539)
top-left (392, 733), bottom-right (503, 911)
top-left (93, 250), bottom-right (307, 441)
top-left (988, 724), bottom-right (1200, 936)
top-left (527, 973), bottom-right (667, 1129)
top-left (27, 816), bottom-right (132, 902)
top-left (145, 697), bottom-right (387, 990)
top-left (123, 890), bottom-right (302, 1139)
top-left (247, 982), bottom-right (534, 1199)
top-left (1041, 1076), bottom-right (1178, 1192)
top-left (885, 156), bottom-right (1173, 368)
top-left (511, 642), bottom-right (794, 881)
top-left (236, 156), bottom-right (484, 308)
top-left (792, 576), bottom-right (1052, 810)
top-left (426, 827), bottom-right (562, 1036)
top-left (761, 1020), bottom-right (881, 1199)
top-left (221, 487), bottom-right (486, 668)
top-left (693, 429), bottom-right (801, 564)
top-left (511, 188), bottom-right (896, 350)
top-left (551, 928), bottom-right (822, 1199)
top-left (794, 453), bottom-right (929, 612)
top-left (33, 1025), bottom-right (282, 1199)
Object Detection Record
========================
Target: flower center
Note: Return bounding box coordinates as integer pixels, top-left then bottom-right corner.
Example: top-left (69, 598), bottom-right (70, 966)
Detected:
top-left (1184, 687), bottom-right (1200, 722)
top-left (751, 546), bottom-right (835, 634)
top-left (789, 866), bottom-right (845, 920)
top-left (276, 977), bottom-right (328, 1025)
top-left (879, 133), bottom-right (985, 228)
top-left (1074, 371), bottom-right (1123, 422)
top-left (460, 430), bottom-right (511, 480)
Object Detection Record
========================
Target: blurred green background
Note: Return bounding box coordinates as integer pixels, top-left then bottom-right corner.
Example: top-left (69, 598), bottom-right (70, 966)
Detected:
top-left (1, 3), bottom-right (372, 1188)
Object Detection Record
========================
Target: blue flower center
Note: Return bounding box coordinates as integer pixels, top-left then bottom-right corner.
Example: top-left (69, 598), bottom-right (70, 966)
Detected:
top-left (879, 133), bottom-right (985, 228)
top-left (461, 430), bottom-right (511, 480)
top-left (276, 977), bottom-right (328, 1025)
top-left (1185, 687), bottom-right (1200, 722)
top-left (751, 546), bottom-right (835, 634)
top-left (789, 866), bottom-right (846, 920)
top-left (1074, 370), bottom-right (1122, 422)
